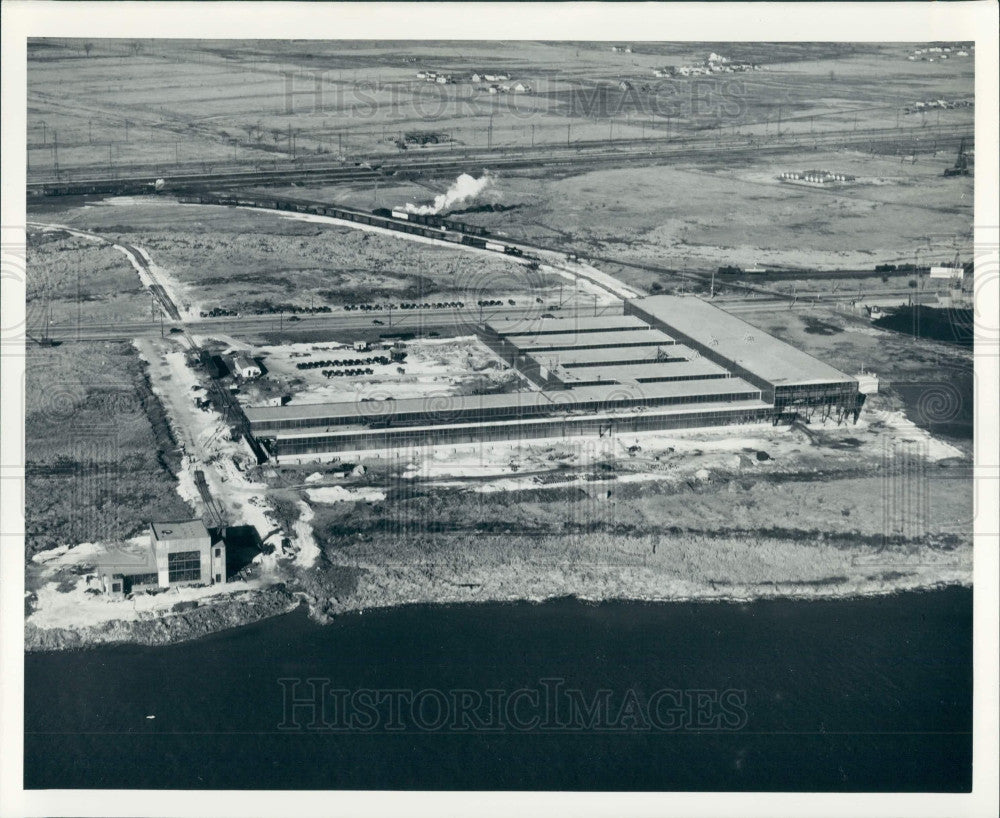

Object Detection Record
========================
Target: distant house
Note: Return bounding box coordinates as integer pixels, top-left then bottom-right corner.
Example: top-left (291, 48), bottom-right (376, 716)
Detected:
top-left (483, 73), bottom-right (510, 82)
top-left (232, 354), bottom-right (261, 380)
top-left (487, 84), bottom-right (500, 94)
top-left (511, 81), bottom-right (532, 93)
top-left (471, 73), bottom-right (483, 83)
top-left (97, 520), bottom-right (226, 597)
top-left (435, 74), bottom-right (449, 84)
top-left (618, 80), bottom-right (633, 91)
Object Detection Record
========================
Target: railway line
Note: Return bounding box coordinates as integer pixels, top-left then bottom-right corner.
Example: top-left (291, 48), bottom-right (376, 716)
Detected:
top-left (27, 122), bottom-right (970, 198)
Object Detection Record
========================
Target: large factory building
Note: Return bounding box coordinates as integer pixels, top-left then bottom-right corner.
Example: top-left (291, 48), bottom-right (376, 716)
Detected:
top-left (244, 296), bottom-right (866, 458)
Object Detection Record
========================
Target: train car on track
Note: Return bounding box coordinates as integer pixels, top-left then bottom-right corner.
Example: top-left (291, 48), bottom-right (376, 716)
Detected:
top-left (182, 193), bottom-right (534, 260)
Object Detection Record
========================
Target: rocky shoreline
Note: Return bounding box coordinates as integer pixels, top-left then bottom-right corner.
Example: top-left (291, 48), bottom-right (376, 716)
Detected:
top-left (24, 585), bottom-right (299, 652)
top-left (25, 558), bottom-right (971, 652)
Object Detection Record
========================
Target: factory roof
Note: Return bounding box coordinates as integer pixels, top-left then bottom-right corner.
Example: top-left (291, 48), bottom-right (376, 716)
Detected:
top-left (271, 397), bottom-right (774, 440)
top-left (553, 359), bottom-right (731, 385)
top-left (530, 345), bottom-right (669, 367)
top-left (531, 343), bottom-right (697, 369)
top-left (246, 377), bottom-right (761, 428)
top-left (487, 313), bottom-right (648, 337)
top-left (506, 328), bottom-right (674, 352)
top-left (629, 296), bottom-right (854, 387)
top-left (150, 520), bottom-right (210, 542)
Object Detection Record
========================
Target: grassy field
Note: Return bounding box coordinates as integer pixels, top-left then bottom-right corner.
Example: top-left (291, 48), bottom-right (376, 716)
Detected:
top-left (255, 139), bottom-right (973, 296)
top-left (299, 429), bottom-right (971, 616)
top-left (35, 198), bottom-right (544, 314)
top-left (25, 341), bottom-right (194, 558)
top-left (26, 228), bottom-right (150, 326)
top-left (28, 39), bottom-right (972, 177)
top-left (738, 304), bottom-right (974, 447)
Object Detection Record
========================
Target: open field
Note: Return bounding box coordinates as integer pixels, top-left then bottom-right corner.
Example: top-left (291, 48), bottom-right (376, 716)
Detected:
top-left (423, 149), bottom-right (971, 276)
top-left (290, 408), bottom-right (969, 618)
top-left (252, 141), bottom-right (973, 298)
top-left (738, 304), bottom-right (974, 447)
top-left (26, 227), bottom-right (150, 326)
top-left (28, 39), bottom-right (972, 178)
top-left (24, 341), bottom-right (194, 559)
top-left (32, 197), bottom-right (551, 316)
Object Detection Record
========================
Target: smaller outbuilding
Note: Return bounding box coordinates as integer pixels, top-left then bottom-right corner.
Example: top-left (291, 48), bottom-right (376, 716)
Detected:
top-left (232, 354), bottom-right (262, 380)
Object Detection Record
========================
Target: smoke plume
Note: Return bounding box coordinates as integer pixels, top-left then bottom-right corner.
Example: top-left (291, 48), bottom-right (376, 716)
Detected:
top-left (405, 171), bottom-right (494, 215)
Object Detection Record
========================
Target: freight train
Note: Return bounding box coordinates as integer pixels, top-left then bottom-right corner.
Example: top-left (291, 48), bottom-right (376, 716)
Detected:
top-left (177, 194), bottom-right (527, 257)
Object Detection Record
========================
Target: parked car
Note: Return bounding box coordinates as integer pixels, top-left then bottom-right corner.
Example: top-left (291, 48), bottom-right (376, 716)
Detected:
top-left (372, 319), bottom-right (384, 325)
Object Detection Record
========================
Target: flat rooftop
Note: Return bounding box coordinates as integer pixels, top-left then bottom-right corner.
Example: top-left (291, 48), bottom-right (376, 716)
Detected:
top-left (271, 398), bottom-right (774, 441)
top-left (628, 296), bottom-right (854, 387)
top-left (531, 343), bottom-right (698, 370)
top-left (553, 359), bottom-right (731, 385)
top-left (247, 377), bottom-right (761, 429)
top-left (487, 314), bottom-right (649, 337)
top-left (506, 328), bottom-right (674, 352)
top-left (150, 520), bottom-right (210, 541)
top-left (531, 345), bottom-right (671, 368)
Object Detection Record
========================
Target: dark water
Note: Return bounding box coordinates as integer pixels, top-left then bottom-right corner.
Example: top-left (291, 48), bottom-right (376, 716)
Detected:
top-left (25, 588), bottom-right (972, 792)
top-left (873, 306), bottom-right (974, 349)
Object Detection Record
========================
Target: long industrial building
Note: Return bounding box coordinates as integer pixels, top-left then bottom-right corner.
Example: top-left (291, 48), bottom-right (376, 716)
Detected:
top-left (244, 296), bottom-right (868, 458)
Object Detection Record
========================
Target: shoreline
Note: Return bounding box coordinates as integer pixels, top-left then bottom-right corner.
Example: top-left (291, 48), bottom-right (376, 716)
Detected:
top-left (25, 568), bottom-right (971, 653)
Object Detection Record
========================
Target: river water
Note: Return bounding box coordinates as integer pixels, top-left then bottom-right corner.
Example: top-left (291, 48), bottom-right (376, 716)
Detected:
top-left (25, 587), bottom-right (971, 791)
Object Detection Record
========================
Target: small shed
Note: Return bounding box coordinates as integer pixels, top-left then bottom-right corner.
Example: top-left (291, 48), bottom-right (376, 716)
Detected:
top-left (232, 354), bottom-right (262, 380)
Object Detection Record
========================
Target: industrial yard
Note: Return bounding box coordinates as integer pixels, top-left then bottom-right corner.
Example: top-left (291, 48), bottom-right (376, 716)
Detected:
top-left (21, 37), bottom-right (976, 650)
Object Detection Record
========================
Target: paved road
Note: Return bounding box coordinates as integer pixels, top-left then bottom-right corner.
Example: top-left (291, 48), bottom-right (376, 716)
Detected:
top-left (34, 303), bottom-right (623, 343)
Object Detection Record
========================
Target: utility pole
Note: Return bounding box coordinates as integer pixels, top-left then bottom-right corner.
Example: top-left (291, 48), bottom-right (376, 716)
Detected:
top-left (531, 123), bottom-right (535, 148)
top-left (567, 122), bottom-right (571, 147)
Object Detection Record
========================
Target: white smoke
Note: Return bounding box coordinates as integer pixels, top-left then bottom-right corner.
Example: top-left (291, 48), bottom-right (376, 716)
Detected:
top-left (405, 171), bottom-right (494, 215)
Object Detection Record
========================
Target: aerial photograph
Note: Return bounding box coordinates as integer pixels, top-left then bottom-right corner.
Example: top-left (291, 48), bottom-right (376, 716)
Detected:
top-left (9, 22), bottom-right (991, 806)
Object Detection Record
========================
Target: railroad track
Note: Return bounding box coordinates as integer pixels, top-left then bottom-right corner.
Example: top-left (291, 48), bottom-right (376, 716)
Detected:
top-left (27, 123), bottom-right (971, 197)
